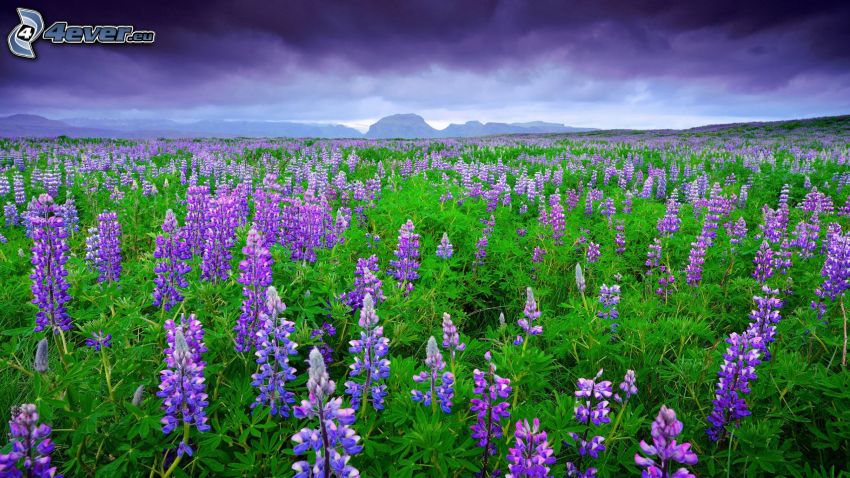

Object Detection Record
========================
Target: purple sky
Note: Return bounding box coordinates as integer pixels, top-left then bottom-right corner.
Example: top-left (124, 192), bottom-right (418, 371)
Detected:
top-left (2, 0), bottom-right (849, 130)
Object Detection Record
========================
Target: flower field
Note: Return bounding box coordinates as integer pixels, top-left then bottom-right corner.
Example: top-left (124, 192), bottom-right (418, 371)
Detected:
top-left (1, 117), bottom-right (850, 477)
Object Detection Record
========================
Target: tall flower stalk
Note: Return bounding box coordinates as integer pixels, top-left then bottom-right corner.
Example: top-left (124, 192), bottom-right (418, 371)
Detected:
top-left (635, 406), bottom-right (698, 478)
top-left (234, 228), bottom-right (273, 353)
top-left (153, 209), bottom-right (191, 312)
top-left (0, 404), bottom-right (61, 478)
top-left (411, 336), bottom-right (455, 414)
top-left (506, 418), bottom-right (555, 478)
top-left (471, 352), bottom-right (512, 478)
top-left (30, 194), bottom-right (72, 335)
top-left (344, 294), bottom-right (390, 414)
top-left (158, 314), bottom-right (210, 466)
top-left (251, 286), bottom-right (298, 416)
top-left (292, 348), bottom-right (362, 478)
top-left (388, 219), bottom-right (421, 296)
top-left (566, 369), bottom-right (612, 477)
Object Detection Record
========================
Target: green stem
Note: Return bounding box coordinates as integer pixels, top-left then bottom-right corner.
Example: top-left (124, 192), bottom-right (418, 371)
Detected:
top-left (161, 421), bottom-right (191, 478)
top-left (726, 429), bottom-right (735, 478)
top-left (100, 348), bottom-right (115, 402)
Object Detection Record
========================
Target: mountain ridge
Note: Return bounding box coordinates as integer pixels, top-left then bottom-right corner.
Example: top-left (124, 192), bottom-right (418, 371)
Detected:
top-left (0, 113), bottom-right (595, 139)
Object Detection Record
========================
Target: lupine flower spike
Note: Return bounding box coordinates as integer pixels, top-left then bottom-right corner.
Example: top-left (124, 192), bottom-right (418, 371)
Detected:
top-left (412, 336), bottom-right (455, 414)
top-left (0, 404), bottom-right (62, 478)
top-left (635, 406), bottom-right (698, 478)
top-left (158, 314), bottom-right (210, 460)
top-left (471, 351), bottom-right (512, 478)
top-left (506, 417), bottom-right (555, 478)
top-left (566, 369), bottom-right (612, 477)
top-left (292, 348), bottom-right (362, 478)
top-left (251, 286), bottom-right (298, 416)
top-left (345, 293), bottom-right (390, 412)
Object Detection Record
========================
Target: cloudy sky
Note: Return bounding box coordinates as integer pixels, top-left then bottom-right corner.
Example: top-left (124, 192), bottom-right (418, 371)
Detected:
top-left (1, 0), bottom-right (849, 130)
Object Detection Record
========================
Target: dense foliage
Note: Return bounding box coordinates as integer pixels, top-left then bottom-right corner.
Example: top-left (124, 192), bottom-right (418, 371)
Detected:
top-left (1, 118), bottom-right (850, 477)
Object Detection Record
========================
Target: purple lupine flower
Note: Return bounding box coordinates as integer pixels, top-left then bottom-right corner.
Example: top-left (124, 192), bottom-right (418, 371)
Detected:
top-left (61, 197), bottom-right (78, 234)
top-left (811, 231), bottom-right (850, 324)
top-left (635, 406), bottom-right (698, 478)
top-left (548, 191), bottom-right (566, 244)
top-left (474, 235), bottom-right (489, 265)
top-left (158, 314), bottom-right (210, 457)
top-left (566, 370), bottom-right (612, 477)
top-left (706, 331), bottom-right (762, 442)
top-left (234, 228), bottom-right (274, 353)
top-left (200, 194), bottom-right (239, 282)
top-left (471, 352), bottom-right (512, 478)
top-left (598, 197), bottom-right (616, 226)
top-left (791, 216), bottom-right (820, 259)
top-left (411, 336), bottom-right (455, 414)
top-left (585, 242), bottom-right (600, 263)
top-left (85, 330), bottom-right (112, 351)
top-left (645, 238), bottom-right (662, 274)
top-left (441, 312), bottom-right (466, 365)
top-left (505, 418), bottom-right (556, 478)
top-left (614, 220), bottom-right (626, 255)
top-left (280, 190), bottom-right (337, 263)
top-left (311, 322), bottom-right (337, 365)
top-left (88, 211), bottom-right (122, 283)
top-left (656, 265), bottom-right (676, 300)
top-left (292, 348), bottom-right (362, 478)
top-left (597, 284), bottom-right (621, 333)
top-left (515, 287), bottom-right (543, 346)
top-left (436, 232), bottom-right (453, 259)
top-left (615, 370), bottom-right (637, 404)
top-left (344, 294), bottom-right (390, 411)
top-left (0, 404), bottom-right (62, 478)
top-left (153, 210), bottom-right (191, 311)
top-left (4, 202), bottom-right (18, 227)
top-left (340, 255), bottom-right (385, 312)
top-left (251, 286), bottom-right (298, 417)
top-left (746, 286), bottom-right (782, 361)
top-left (29, 194), bottom-right (72, 333)
top-left (183, 185), bottom-right (210, 256)
top-left (253, 187), bottom-right (282, 248)
top-left (532, 247), bottom-right (546, 266)
top-left (388, 219), bottom-right (421, 296)
top-left (685, 235), bottom-right (707, 286)
top-left (657, 196), bottom-right (682, 237)
top-left (752, 241), bottom-right (774, 283)
top-left (13, 172), bottom-right (25, 205)
top-left (727, 217), bottom-right (747, 247)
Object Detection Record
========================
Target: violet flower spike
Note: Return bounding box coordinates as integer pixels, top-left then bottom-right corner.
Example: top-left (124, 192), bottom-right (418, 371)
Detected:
top-left (635, 406), bottom-right (697, 478)
top-left (506, 418), bottom-right (556, 478)
top-left (470, 352), bottom-right (512, 477)
top-left (292, 348), bottom-right (362, 478)
top-left (0, 403), bottom-right (62, 478)
top-left (344, 293), bottom-right (390, 412)
top-left (157, 314), bottom-right (210, 458)
top-left (411, 336), bottom-right (455, 414)
top-left (251, 286), bottom-right (298, 417)
top-left (234, 228), bottom-right (274, 353)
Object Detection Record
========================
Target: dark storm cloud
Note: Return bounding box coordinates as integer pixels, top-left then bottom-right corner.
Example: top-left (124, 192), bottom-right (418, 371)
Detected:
top-left (0, 0), bottom-right (848, 125)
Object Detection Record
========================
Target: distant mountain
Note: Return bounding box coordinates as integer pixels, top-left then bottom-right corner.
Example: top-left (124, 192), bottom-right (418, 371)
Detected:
top-left (65, 118), bottom-right (362, 138)
top-left (366, 114), bottom-right (439, 139)
top-left (0, 114), bottom-right (117, 138)
top-left (0, 113), bottom-right (594, 139)
top-left (366, 114), bottom-right (594, 139)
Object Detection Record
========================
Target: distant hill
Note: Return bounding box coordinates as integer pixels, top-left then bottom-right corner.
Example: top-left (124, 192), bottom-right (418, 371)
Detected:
top-left (0, 113), bottom-right (596, 139)
top-left (366, 114), bottom-right (594, 138)
top-left (366, 114), bottom-right (439, 139)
